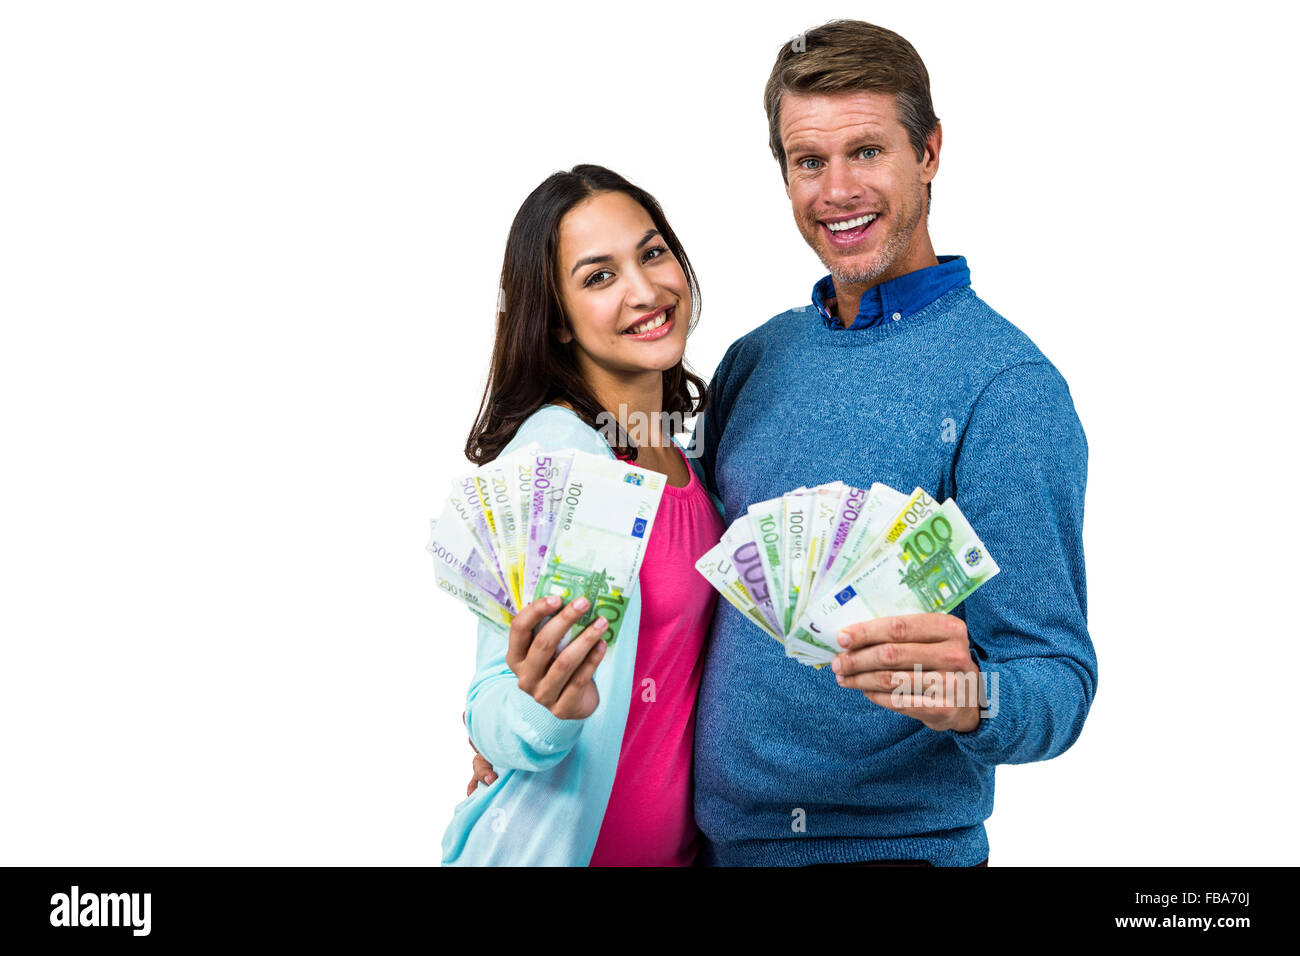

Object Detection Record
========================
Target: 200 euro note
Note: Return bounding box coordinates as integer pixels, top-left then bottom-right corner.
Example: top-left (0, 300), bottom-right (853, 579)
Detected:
top-left (532, 451), bottom-right (666, 649)
top-left (446, 472), bottom-right (511, 603)
top-left (478, 460), bottom-right (525, 609)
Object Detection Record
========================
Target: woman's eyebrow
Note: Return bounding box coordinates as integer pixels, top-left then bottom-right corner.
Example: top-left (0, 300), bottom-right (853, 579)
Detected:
top-left (569, 229), bottom-right (660, 277)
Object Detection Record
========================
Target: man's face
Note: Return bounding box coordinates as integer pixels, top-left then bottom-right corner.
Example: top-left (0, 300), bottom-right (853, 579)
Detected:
top-left (780, 90), bottom-right (940, 291)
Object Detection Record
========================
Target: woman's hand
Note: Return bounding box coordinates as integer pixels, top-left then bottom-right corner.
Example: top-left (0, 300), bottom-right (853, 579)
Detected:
top-left (505, 594), bottom-right (609, 720)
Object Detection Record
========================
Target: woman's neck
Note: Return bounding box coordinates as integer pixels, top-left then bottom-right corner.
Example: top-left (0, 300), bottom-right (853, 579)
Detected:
top-left (583, 368), bottom-right (668, 449)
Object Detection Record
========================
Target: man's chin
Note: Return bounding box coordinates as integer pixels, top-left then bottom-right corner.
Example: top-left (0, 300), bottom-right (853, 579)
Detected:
top-left (821, 252), bottom-right (889, 288)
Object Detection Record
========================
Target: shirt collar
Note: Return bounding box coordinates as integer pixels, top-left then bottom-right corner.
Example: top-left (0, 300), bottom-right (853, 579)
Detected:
top-left (812, 255), bottom-right (971, 330)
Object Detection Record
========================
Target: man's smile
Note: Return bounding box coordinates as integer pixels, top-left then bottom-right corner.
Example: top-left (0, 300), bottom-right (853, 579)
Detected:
top-left (819, 212), bottom-right (880, 248)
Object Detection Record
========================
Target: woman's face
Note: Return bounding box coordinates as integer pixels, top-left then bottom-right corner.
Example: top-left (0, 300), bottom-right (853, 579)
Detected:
top-left (554, 190), bottom-right (691, 385)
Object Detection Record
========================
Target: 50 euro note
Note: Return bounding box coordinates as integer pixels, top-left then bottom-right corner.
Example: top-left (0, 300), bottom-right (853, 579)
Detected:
top-left (794, 497), bottom-right (1000, 664)
top-left (532, 451), bottom-right (666, 649)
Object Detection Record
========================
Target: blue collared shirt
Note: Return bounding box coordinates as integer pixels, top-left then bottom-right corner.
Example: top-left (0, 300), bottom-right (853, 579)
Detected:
top-left (812, 254), bottom-right (971, 330)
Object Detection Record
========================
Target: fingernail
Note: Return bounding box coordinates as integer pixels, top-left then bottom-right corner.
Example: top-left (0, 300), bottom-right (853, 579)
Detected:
top-left (837, 631), bottom-right (849, 647)
top-left (486, 773), bottom-right (497, 784)
top-left (574, 597), bottom-right (590, 612)
top-left (547, 595), bottom-right (561, 608)
top-left (593, 616), bottom-right (608, 631)
top-left (830, 657), bottom-right (841, 674)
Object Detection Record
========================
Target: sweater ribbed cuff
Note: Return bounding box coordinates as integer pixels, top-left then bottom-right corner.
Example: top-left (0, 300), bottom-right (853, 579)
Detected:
top-left (948, 666), bottom-right (1013, 766)
top-left (509, 690), bottom-right (585, 753)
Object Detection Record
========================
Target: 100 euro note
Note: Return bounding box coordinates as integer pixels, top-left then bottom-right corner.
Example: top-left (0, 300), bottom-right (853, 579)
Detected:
top-left (531, 451), bottom-right (666, 649)
top-left (781, 483), bottom-right (918, 663)
top-left (795, 496), bottom-right (1000, 664)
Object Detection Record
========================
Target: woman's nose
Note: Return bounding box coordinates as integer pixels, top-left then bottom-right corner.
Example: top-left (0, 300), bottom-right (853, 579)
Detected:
top-left (624, 262), bottom-right (659, 308)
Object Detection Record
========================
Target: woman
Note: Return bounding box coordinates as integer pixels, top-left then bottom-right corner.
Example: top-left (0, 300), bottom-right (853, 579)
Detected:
top-left (440, 165), bottom-right (726, 866)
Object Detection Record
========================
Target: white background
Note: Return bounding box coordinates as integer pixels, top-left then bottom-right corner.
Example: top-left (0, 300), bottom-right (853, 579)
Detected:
top-left (2, 0), bottom-right (1296, 865)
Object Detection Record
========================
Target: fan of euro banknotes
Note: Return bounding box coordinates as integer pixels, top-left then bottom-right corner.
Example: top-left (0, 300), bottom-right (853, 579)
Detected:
top-left (695, 483), bottom-right (1000, 667)
top-left (426, 443), bottom-right (667, 648)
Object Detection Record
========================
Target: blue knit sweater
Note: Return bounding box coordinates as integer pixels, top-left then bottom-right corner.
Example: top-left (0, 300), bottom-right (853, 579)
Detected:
top-left (689, 274), bottom-right (1096, 866)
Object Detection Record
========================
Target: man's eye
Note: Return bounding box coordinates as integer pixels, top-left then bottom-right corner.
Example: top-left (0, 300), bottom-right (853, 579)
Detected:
top-left (859, 147), bottom-right (880, 159)
top-left (584, 269), bottom-right (613, 287)
top-left (797, 157), bottom-right (822, 171)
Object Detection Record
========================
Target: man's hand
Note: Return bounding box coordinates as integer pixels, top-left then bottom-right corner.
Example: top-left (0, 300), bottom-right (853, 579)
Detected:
top-left (830, 613), bottom-right (982, 733)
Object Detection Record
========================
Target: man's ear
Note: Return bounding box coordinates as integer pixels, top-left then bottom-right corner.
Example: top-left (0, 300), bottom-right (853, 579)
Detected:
top-left (921, 120), bottom-right (942, 185)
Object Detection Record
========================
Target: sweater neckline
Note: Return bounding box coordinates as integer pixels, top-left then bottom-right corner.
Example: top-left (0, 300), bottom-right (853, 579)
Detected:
top-left (542, 403), bottom-right (697, 493)
top-left (808, 285), bottom-right (976, 346)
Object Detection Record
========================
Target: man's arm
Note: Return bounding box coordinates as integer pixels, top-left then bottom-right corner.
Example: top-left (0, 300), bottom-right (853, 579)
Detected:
top-left (944, 360), bottom-right (1096, 766)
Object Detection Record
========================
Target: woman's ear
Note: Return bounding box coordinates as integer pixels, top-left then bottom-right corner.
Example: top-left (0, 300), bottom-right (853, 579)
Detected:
top-left (555, 325), bottom-right (573, 345)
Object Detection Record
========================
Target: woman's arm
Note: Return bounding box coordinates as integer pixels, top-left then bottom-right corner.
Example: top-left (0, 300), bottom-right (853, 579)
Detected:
top-left (458, 405), bottom-right (622, 773)
top-left (464, 596), bottom-right (608, 773)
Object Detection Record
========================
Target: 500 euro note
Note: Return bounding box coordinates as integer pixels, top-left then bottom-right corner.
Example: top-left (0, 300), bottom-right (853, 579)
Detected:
top-left (532, 451), bottom-right (666, 649)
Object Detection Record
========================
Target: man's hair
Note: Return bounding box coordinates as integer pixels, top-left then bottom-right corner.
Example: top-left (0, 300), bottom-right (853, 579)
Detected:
top-left (764, 19), bottom-right (939, 202)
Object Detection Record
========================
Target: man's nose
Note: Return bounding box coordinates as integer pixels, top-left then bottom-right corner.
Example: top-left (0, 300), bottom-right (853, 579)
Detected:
top-left (822, 157), bottom-right (861, 204)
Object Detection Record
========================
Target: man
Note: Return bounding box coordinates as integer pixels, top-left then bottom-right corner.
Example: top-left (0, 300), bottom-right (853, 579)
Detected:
top-left (469, 18), bottom-right (1095, 867)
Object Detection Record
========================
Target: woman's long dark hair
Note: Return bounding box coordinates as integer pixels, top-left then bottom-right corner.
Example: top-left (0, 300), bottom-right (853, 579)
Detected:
top-left (464, 164), bottom-right (709, 465)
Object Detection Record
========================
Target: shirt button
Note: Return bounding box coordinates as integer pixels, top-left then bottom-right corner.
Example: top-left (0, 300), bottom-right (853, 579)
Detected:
top-left (891, 311), bottom-right (901, 321)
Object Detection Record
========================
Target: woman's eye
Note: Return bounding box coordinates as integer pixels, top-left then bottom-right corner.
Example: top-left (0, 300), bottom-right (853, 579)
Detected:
top-left (643, 245), bottom-right (669, 262)
top-left (584, 269), bottom-right (613, 287)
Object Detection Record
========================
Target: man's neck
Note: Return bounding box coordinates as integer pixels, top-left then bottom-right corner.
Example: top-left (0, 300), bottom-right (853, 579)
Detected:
top-left (833, 239), bottom-right (939, 328)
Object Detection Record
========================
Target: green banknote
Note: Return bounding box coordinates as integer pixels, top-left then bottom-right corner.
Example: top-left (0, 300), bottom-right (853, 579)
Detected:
top-left (531, 451), bottom-right (666, 648)
top-left (696, 482), bottom-right (1000, 669)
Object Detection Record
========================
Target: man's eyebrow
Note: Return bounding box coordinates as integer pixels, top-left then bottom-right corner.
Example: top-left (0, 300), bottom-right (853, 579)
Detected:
top-left (569, 229), bottom-right (660, 277)
top-left (786, 133), bottom-right (888, 157)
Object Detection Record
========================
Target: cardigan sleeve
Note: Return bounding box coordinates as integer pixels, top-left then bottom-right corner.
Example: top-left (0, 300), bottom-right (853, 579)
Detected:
top-left (946, 361), bottom-right (1097, 767)
top-left (461, 408), bottom-right (618, 772)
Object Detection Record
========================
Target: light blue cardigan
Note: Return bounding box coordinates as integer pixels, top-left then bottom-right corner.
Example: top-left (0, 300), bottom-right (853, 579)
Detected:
top-left (440, 404), bottom-right (721, 866)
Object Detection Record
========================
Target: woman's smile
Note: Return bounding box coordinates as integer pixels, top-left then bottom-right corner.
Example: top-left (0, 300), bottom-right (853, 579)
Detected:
top-left (622, 305), bottom-right (676, 340)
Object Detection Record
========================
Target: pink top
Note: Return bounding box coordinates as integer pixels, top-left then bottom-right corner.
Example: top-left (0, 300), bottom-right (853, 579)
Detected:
top-left (588, 446), bottom-right (725, 867)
